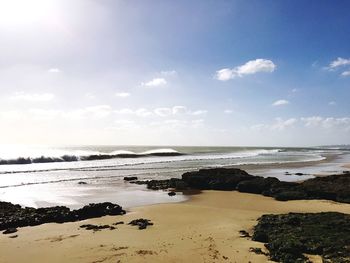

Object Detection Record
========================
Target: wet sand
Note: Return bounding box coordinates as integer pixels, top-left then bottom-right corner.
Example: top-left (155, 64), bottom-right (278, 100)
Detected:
top-left (1, 191), bottom-right (350, 263)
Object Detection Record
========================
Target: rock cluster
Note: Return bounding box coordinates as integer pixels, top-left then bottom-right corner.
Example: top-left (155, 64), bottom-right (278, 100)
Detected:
top-left (129, 168), bottom-right (350, 204)
top-left (0, 202), bottom-right (125, 232)
top-left (80, 224), bottom-right (115, 231)
top-left (252, 212), bottom-right (350, 262)
top-left (128, 218), bottom-right (153, 230)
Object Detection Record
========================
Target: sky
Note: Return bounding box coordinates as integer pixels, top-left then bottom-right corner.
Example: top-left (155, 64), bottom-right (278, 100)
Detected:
top-left (0, 0), bottom-right (349, 147)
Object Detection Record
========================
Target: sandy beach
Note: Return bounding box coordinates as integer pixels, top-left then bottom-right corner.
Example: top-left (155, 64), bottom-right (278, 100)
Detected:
top-left (1, 191), bottom-right (350, 263)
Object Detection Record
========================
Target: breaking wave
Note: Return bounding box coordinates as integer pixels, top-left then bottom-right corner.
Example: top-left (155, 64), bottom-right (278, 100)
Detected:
top-left (0, 148), bottom-right (183, 165)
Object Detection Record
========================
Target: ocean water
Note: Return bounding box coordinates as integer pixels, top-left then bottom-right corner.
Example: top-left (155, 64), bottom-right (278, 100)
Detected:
top-left (0, 145), bottom-right (349, 209)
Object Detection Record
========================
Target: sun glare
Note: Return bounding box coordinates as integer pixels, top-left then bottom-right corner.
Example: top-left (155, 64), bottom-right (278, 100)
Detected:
top-left (0, 0), bottom-right (57, 27)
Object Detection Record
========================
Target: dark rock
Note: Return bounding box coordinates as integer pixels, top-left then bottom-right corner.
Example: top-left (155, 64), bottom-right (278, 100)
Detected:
top-left (182, 168), bottom-right (350, 203)
top-left (297, 173), bottom-right (350, 203)
top-left (3, 228), bottom-right (17, 234)
top-left (237, 177), bottom-right (280, 194)
top-left (274, 191), bottom-right (308, 201)
top-left (182, 168), bottom-right (255, 190)
top-left (113, 221), bottom-right (124, 225)
top-left (128, 218), bottom-right (153, 230)
top-left (9, 235), bottom-right (18, 238)
top-left (78, 181), bottom-right (87, 185)
top-left (129, 180), bottom-right (148, 185)
top-left (174, 180), bottom-right (188, 190)
top-left (239, 230), bottom-right (250, 237)
top-left (0, 201), bottom-right (125, 231)
top-left (80, 224), bottom-right (111, 231)
top-left (124, 176), bottom-right (138, 181)
top-left (130, 178), bottom-right (187, 191)
top-left (168, 191), bottom-right (176, 196)
top-left (131, 168), bottom-right (350, 204)
top-left (249, 247), bottom-right (267, 255)
top-left (252, 212), bottom-right (350, 262)
top-left (295, 173), bottom-right (304, 176)
top-left (74, 202), bottom-right (126, 220)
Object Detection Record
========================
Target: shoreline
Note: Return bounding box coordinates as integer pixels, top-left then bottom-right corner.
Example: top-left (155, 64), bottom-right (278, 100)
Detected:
top-left (2, 190), bottom-right (350, 263)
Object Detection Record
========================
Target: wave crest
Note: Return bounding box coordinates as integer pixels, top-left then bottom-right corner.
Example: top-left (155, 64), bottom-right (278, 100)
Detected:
top-left (0, 148), bottom-right (183, 165)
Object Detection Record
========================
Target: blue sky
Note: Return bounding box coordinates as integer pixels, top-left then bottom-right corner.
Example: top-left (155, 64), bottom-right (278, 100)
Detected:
top-left (0, 0), bottom-right (349, 146)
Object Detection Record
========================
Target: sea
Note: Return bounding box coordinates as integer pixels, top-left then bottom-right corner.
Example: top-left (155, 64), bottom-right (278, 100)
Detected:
top-left (0, 145), bottom-right (349, 209)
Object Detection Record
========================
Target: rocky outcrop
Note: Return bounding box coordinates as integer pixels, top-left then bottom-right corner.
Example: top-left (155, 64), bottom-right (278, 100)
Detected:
top-left (0, 202), bottom-right (125, 231)
top-left (237, 177), bottom-right (280, 194)
top-left (252, 212), bottom-right (350, 262)
top-left (182, 168), bottom-right (254, 190)
top-left (124, 176), bottom-right (138, 181)
top-left (130, 178), bottom-right (186, 190)
top-left (127, 168), bottom-right (350, 204)
top-left (295, 173), bottom-right (350, 203)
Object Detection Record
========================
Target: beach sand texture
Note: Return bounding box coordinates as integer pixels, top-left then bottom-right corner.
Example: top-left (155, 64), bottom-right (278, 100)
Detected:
top-left (1, 191), bottom-right (350, 263)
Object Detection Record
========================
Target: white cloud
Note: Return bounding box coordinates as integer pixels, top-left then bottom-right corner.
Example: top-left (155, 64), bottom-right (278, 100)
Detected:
top-left (224, 109), bottom-right (233, 114)
top-left (215, 59), bottom-right (276, 81)
top-left (291, 88), bottom-right (298, 93)
top-left (341, 70), bottom-right (350, 76)
top-left (328, 57), bottom-right (350, 69)
top-left (10, 92), bottom-right (55, 102)
top-left (328, 101), bottom-right (336, 106)
top-left (271, 118), bottom-right (297, 131)
top-left (301, 116), bottom-right (323, 127)
top-left (48, 68), bottom-right (61, 73)
top-left (114, 108), bottom-right (153, 117)
top-left (115, 92), bottom-right (130, 98)
top-left (172, 106), bottom-right (187, 115)
top-left (326, 58), bottom-right (350, 76)
top-left (154, 107), bottom-right (172, 117)
top-left (272, 99), bottom-right (289, 106)
top-left (251, 118), bottom-right (297, 131)
top-left (135, 108), bottom-right (153, 117)
top-left (301, 116), bottom-right (350, 130)
top-left (215, 68), bottom-right (234, 81)
top-left (142, 78), bottom-right (167, 87)
top-left (114, 106), bottom-right (206, 118)
top-left (322, 117), bottom-right (350, 130)
top-left (114, 108), bottom-right (134, 115)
